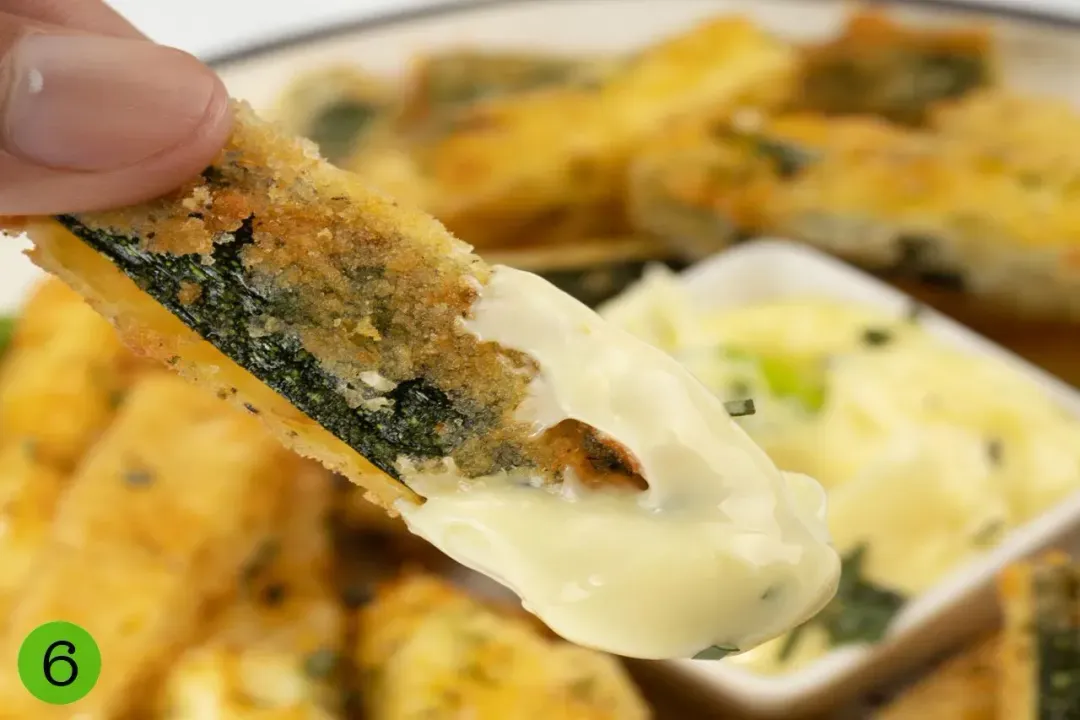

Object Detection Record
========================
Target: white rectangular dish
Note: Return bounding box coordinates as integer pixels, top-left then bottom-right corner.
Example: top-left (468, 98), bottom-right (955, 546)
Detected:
top-left (604, 239), bottom-right (1080, 718)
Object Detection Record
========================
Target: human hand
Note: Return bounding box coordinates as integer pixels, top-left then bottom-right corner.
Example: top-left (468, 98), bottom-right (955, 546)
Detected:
top-left (0, 0), bottom-right (232, 215)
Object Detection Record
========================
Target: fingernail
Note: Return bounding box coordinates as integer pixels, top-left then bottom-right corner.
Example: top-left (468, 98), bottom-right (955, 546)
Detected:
top-left (3, 34), bottom-right (221, 171)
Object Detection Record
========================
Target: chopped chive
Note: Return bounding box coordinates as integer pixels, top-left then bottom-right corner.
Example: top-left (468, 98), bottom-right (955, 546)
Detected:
top-left (986, 438), bottom-right (1004, 466)
top-left (0, 315), bottom-right (15, 359)
top-left (861, 328), bottom-right (893, 347)
top-left (261, 582), bottom-right (288, 606)
top-left (724, 398), bottom-right (756, 417)
top-left (303, 648), bottom-right (339, 680)
top-left (124, 469), bottom-right (154, 487)
top-left (693, 645), bottom-right (739, 660)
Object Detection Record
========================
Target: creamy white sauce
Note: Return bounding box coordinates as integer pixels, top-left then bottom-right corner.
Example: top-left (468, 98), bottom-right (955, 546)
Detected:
top-left (397, 266), bottom-right (840, 660)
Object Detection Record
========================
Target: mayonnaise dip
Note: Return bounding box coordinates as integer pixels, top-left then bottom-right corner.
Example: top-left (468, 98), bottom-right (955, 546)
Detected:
top-left (397, 266), bottom-right (840, 660)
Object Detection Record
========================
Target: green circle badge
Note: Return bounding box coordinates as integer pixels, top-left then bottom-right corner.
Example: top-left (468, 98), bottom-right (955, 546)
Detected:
top-left (17, 621), bottom-right (101, 705)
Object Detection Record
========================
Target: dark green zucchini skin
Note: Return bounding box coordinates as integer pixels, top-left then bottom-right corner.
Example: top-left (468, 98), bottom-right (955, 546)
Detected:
top-left (1034, 562), bottom-right (1080, 720)
top-left (54, 214), bottom-right (476, 481)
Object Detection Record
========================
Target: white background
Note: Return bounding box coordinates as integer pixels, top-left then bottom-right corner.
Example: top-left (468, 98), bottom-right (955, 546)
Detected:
top-left (107, 0), bottom-right (1080, 58)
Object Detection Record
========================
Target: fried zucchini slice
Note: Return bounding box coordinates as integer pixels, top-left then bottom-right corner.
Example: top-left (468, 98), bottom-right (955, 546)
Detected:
top-left (0, 373), bottom-right (295, 719)
top-left (0, 442), bottom-right (64, 624)
top-left (274, 66), bottom-right (394, 166)
top-left (357, 575), bottom-right (651, 719)
top-left (20, 102), bottom-right (650, 514)
top-left (159, 461), bottom-right (344, 720)
top-left (0, 278), bottom-right (147, 469)
top-left (876, 635), bottom-right (999, 719)
top-left (628, 108), bottom-right (1080, 321)
top-left (999, 552), bottom-right (1080, 719)
top-left (414, 16), bottom-right (796, 249)
top-left (398, 50), bottom-right (619, 134)
top-left (794, 10), bottom-right (995, 125)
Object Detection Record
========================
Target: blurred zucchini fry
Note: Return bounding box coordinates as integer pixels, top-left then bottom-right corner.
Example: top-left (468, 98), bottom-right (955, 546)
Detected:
top-left (0, 373), bottom-right (294, 719)
top-left (159, 462), bottom-right (344, 720)
top-left (794, 10), bottom-right (995, 125)
top-left (397, 50), bottom-right (619, 134)
top-left (998, 552), bottom-right (1080, 719)
top-left (357, 575), bottom-right (651, 719)
top-left (415, 16), bottom-right (797, 249)
top-left (0, 278), bottom-right (146, 470)
top-left (0, 443), bottom-right (64, 623)
top-left (629, 106), bottom-right (1080, 321)
top-left (274, 66), bottom-right (395, 166)
top-left (876, 635), bottom-right (999, 719)
top-left (22, 102), bottom-right (650, 517)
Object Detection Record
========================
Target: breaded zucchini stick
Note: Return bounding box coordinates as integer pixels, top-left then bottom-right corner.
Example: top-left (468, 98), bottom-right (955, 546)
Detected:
top-left (998, 552), bottom-right (1080, 719)
top-left (0, 373), bottom-right (295, 719)
top-left (628, 103), bottom-right (1080, 321)
top-left (876, 635), bottom-right (999, 719)
top-left (23, 104), bottom-right (643, 511)
top-left (0, 443), bottom-right (64, 624)
top-left (0, 278), bottom-right (147, 470)
top-left (158, 461), bottom-right (344, 720)
top-left (397, 50), bottom-right (619, 135)
top-left (357, 575), bottom-right (651, 720)
top-left (794, 10), bottom-right (995, 125)
top-left (414, 16), bottom-right (796, 248)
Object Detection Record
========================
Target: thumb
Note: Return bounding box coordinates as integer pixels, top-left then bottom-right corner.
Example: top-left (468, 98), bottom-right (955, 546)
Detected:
top-left (0, 15), bottom-right (232, 215)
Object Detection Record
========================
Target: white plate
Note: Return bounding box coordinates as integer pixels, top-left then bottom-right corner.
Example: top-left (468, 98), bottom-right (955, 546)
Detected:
top-left (607, 240), bottom-right (1080, 717)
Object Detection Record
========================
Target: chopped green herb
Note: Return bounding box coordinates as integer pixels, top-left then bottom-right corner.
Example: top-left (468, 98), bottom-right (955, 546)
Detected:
top-left (0, 315), bottom-right (15, 359)
top-left (261, 582), bottom-right (287, 606)
top-left (124, 469), bottom-right (154, 487)
top-left (780, 544), bottom-right (906, 661)
top-left (972, 520), bottom-right (1005, 548)
top-left (723, 398), bottom-right (756, 417)
top-left (1034, 561), bottom-right (1080, 717)
top-left (241, 538), bottom-right (280, 585)
top-left (986, 438), bottom-right (1004, 466)
top-left (303, 648), bottom-right (339, 680)
top-left (758, 355), bottom-right (826, 413)
top-left (692, 645), bottom-right (739, 661)
top-left (861, 327), bottom-right (893, 347)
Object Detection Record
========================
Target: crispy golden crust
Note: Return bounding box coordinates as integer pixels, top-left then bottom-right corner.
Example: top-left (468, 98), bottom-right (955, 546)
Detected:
top-left (0, 373), bottom-right (296, 719)
top-left (415, 16), bottom-right (795, 249)
top-left (357, 575), bottom-right (652, 719)
top-left (159, 462), bottom-right (345, 720)
top-left (0, 278), bottom-right (147, 470)
top-left (795, 10), bottom-right (995, 125)
top-left (876, 636), bottom-right (999, 719)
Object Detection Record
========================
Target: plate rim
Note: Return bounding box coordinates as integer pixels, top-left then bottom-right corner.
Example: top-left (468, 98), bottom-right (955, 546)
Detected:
top-left (204, 0), bottom-right (1080, 68)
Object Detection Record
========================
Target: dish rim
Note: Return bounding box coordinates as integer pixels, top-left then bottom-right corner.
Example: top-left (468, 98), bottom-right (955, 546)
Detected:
top-left (204, 0), bottom-right (1080, 68)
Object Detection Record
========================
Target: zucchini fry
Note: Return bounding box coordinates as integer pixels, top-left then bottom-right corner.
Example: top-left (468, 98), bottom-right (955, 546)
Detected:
top-left (357, 574), bottom-right (651, 719)
top-left (397, 50), bottom-right (619, 135)
top-left (794, 10), bottom-right (995, 125)
top-left (629, 109), bottom-right (1080, 321)
top-left (21, 102), bottom-right (649, 513)
top-left (876, 636), bottom-right (999, 719)
top-left (159, 461), bottom-right (344, 720)
top-left (0, 278), bottom-right (146, 470)
top-left (415, 16), bottom-right (796, 249)
top-left (0, 442), bottom-right (64, 624)
top-left (0, 373), bottom-right (295, 719)
top-left (998, 552), bottom-right (1080, 719)
top-left (274, 66), bottom-right (394, 167)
